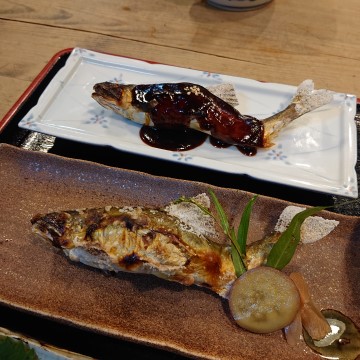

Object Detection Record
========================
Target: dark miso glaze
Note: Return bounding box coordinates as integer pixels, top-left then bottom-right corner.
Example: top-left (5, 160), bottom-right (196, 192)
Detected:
top-left (236, 145), bottom-right (257, 156)
top-left (209, 137), bottom-right (258, 156)
top-left (132, 83), bottom-right (264, 149)
top-left (140, 126), bottom-right (207, 151)
top-left (209, 137), bottom-right (231, 149)
top-left (140, 125), bottom-right (258, 155)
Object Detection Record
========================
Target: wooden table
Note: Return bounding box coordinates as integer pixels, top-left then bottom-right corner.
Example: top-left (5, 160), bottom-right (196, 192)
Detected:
top-left (0, 1), bottom-right (359, 359)
top-left (1, 0), bottom-right (360, 121)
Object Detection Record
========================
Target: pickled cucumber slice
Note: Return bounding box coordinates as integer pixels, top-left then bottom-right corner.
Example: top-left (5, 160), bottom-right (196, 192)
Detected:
top-left (229, 267), bottom-right (300, 333)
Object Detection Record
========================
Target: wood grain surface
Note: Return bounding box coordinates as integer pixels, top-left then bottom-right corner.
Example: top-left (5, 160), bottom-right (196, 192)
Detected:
top-left (1, 0), bottom-right (359, 121)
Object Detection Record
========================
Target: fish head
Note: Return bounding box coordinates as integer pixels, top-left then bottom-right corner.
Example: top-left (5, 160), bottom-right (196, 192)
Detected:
top-left (31, 212), bottom-right (72, 248)
top-left (92, 82), bottom-right (134, 112)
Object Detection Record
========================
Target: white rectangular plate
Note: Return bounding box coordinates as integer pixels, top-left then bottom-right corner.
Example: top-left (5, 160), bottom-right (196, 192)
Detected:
top-left (18, 48), bottom-right (358, 197)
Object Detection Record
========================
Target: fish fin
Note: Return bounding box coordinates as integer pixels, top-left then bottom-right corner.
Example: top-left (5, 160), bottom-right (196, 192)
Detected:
top-left (207, 83), bottom-right (239, 107)
top-left (291, 79), bottom-right (333, 116)
top-left (262, 80), bottom-right (333, 146)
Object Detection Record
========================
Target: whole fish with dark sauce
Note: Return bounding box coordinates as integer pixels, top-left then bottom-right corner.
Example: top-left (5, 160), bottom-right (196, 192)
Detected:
top-left (92, 80), bottom-right (333, 155)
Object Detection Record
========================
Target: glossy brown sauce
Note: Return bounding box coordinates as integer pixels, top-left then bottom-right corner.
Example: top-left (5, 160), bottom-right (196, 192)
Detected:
top-left (140, 126), bottom-right (207, 151)
top-left (209, 136), bottom-right (231, 149)
top-left (132, 83), bottom-right (264, 155)
top-left (237, 145), bottom-right (258, 156)
top-left (140, 125), bottom-right (258, 155)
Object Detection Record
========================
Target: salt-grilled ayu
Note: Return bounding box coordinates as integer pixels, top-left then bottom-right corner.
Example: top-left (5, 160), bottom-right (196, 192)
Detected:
top-left (31, 195), bottom-right (237, 297)
top-left (30, 195), bottom-right (338, 298)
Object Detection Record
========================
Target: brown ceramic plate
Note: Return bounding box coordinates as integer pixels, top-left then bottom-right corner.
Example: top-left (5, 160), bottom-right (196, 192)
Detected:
top-left (0, 143), bottom-right (359, 359)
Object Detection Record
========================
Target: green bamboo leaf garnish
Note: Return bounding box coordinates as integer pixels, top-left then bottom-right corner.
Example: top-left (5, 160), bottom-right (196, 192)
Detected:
top-left (237, 195), bottom-right (258, 257)
top-left (176, 192), bottom-right (339, 276)
top-left (266, 205), bottom-right (328, 269)
top-left (208, 189), bottom-right (230, 235)
top-left (231, 243), bottom-right (245, 277)
top-left (209, 190), bottom-right (258, 276)
top-left (177, 191), bottom-right (258, 275)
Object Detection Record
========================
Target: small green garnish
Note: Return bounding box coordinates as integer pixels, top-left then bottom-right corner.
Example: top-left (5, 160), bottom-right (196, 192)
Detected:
top-left (177, 191), bottom-right (332, 275)
top-left (266, 205), bottom-right (327, 269)
top-left (208, 189), bottom-right (258, 276)
top-left (175, 191), bottom-right (250, 275)
top-left (178, 190), bottom-right (255, 276)
top-left (237, 194), bottom-right (258, 257)
top-left (207, 189), bottom-right (231, 235)
top-left (0, 335), bottom-right (39, 360)
top-left (208, 189), bottom-right (248, 276)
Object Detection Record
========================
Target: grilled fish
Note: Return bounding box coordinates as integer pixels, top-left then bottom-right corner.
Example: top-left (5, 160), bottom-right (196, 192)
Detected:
top-left (92, 80), bottom-right (333, 150)
top-left (31, 194), bottom-right (237, 298)
top-left (30, 195), bottom-right (338, 298)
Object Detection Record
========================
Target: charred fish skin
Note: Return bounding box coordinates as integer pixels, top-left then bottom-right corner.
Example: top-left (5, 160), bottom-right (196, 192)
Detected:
top-left (92, 80), bottom-right (333, 150)
top-left (92, 82), bottom-right (265, 147)
top-left (31, 205), bottom-right (236, 298)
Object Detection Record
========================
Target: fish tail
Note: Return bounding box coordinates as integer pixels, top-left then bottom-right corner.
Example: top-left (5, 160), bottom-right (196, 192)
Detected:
top-left (262, 80), bottom-right (333, 147)
top-left (245, 232), bottom-right (281, 270)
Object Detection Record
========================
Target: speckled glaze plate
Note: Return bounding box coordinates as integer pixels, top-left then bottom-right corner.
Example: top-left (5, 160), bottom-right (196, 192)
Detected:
top-left (18, 48), bottom-right (358, 198)
top-left (0, 143), bottom-right (359, 360)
